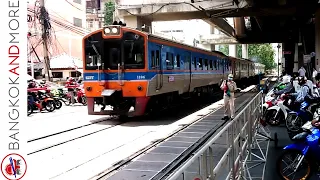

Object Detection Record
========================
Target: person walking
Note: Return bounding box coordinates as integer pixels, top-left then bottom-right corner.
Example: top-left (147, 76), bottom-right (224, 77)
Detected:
top-left (220, 74), bottom-right (238, 120)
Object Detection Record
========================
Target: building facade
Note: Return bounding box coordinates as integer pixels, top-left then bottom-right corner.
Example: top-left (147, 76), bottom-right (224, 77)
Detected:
top-left (28, 0), bottom-right (87, 60)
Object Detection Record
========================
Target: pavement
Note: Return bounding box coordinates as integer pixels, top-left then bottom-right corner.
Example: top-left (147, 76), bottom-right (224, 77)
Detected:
top-left (27, 98), bottom-right (227, 180)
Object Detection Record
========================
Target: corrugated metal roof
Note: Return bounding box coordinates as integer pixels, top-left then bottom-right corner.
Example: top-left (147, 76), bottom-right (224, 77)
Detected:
top-left (50, 53), bottom-right (83, 69)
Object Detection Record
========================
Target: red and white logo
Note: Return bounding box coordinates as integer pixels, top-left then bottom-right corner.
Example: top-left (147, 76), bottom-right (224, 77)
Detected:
top-left (1, 154), bottom-right (27, 180)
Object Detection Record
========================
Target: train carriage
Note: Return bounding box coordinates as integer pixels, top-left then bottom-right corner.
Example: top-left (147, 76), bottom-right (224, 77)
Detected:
top-left (82, 25), bottom-right (264, 118)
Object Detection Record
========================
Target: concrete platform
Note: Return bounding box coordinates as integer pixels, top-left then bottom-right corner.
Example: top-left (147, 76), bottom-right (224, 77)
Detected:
top-left (107, 93), bottom-right (257, 180)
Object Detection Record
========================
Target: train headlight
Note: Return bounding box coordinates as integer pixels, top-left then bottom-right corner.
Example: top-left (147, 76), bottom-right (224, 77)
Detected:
top-left (104, 28), bottom-right (111, 34)
top-left (137, 86), bottom-right (143, 91)
top-left (111, 27), bottom-right (118, 33)
top-left (86, 86), bottom-right (92, 91)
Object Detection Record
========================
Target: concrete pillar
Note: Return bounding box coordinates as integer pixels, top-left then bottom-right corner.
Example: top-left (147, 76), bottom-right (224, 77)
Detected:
top-left (241, 44), bottom-right (248, 58)
top-left (229, 45), bottom-right (236, 57)
top-left (294, 43), bottom-right (299, 72)
top-left (234, 17), bottom-right (245, 37)
top-left (315, 9), bottom-right (320, 71)
top-left (210, 44), bottom-right (215, 51)
top-left (122, 16), bottom-right (152, 33)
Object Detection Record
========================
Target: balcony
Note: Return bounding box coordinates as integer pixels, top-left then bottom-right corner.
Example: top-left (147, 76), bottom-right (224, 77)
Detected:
top-left (199, 34), bottom-right (238, 45)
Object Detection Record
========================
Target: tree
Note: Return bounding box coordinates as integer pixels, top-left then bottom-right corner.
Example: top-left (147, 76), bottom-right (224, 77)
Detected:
top-left (219, 45), bottom-right (229, 55)
top-left (248, 44), bottom-right (275, 70)
top-left (104, 1), bottom-right (115, 25)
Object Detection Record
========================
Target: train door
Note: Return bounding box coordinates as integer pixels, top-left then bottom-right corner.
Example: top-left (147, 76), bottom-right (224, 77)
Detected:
top-left (155, 46), bottom-right (163, 90)
top-left (184, 52), bottom-right (192, 92)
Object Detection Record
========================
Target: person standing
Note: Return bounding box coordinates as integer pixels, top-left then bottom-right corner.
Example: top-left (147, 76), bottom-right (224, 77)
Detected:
top-left (220, 74), bottom-right (238, 120)
top-left (312, 68), bottom-right (318, 84)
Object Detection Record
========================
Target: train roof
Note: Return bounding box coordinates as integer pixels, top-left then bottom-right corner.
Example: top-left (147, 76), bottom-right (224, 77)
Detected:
top-left (147, 33), bottom-right (229, 58)
top-left (97, 26), bottom-right (255, 62)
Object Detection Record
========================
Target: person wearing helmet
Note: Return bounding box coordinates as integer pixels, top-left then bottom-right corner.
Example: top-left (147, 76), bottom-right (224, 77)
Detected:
top-left (289, 76), bottom-right (311, 103)
top-left (220, 74), bottom-right (238, 120)
top-left (274, 75), bottom-right (294, 95)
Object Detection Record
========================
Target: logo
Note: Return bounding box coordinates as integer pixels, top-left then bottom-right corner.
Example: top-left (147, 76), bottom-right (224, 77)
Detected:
top-left (1, 154), bottom-right (27, 180)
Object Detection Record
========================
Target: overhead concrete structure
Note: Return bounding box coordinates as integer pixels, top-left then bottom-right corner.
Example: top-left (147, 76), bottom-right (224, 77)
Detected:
top-left (116, 0), bottom-right (248, 38)
top-left (199, 34), bottom-right (238, 44)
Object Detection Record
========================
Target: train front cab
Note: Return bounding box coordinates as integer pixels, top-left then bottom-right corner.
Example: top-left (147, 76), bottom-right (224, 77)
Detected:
top-left (83, 26), bottom-right (149, 117)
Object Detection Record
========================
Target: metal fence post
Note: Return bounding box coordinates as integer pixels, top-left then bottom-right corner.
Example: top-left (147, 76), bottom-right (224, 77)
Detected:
top-left (247, 104), bottom-right (252, 161)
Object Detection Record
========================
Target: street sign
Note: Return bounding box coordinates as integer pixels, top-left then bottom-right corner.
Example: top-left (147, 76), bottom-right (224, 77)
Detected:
top-left (283, 51), bottom-right (291, 54)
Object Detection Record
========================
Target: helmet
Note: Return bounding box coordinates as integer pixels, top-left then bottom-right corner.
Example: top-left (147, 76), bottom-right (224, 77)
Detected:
top-left (297, 76), bottom-right (307, 85)
top-left (315, 73), bottom-right (320, 81)
top-left (282, 75), bottom-right (290, 84)
top-left (228, 74), bottom-right (233, 79)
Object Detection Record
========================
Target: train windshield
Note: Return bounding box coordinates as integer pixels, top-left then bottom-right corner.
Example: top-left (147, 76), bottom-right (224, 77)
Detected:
top-left (84, 31), bottom-right (145, 70)
top-left (85, 32), bottom-right (103, 70)
top-left (103, 31), bottom-right (144, 69)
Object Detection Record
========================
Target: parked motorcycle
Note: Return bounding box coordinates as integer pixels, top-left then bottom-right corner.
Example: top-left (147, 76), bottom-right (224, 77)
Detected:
top-left (286, 98), bottom-right (319, 139)
top-left (276, 121), bottom-right (319, 179)
top-left (27, 98), bottom-right (33, 116)
top-left (264, 95), bottom-right (292, 126)
top-left (29, 90), bottom-right (56, 112)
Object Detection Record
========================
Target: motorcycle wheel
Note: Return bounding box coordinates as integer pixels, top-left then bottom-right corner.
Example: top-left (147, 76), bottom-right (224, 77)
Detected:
top-left (265, 109), bottom-right (280, 126)
top-left (54, 100), bottom-right (63, 109)
top-left (44, 101), bottom-right (55, 112)
top-left (276, 149), bottom-right (312, 180)
top-left (27, 104), bottom-right (33, 116)
top-left (81, 96), bottom-right (87, 106)
top-left (286, 114), bottom-right (304, 132)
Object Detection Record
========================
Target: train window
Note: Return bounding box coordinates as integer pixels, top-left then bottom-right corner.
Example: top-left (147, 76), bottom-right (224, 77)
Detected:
top-left (204, 59), bottom-right (208, 70)
top-left (166, 52), bottom-right (174, 69)
top-left (122, 32), bottom-right (145, 69)
top-left (151, 51), bottom-right (155, 69)
top-left (199, 58), bottom-right (203, 70)
top-left (213, 59), bottom-right (217, 70)
top-left (209, 60), bottom-right (213, 70)
top-left (185, 55), bottom-right (190, 70)
top-left (193, 57), bottom-right (197, 69)
top-left (175, 54), bottom-right (180, 69)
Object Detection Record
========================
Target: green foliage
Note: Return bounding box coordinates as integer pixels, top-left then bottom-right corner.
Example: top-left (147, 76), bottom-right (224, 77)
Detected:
top-left (104, 1), bottom-right (115, 25)
top-left (248, 44), bottom-right (275, 70)
top-left (219, 45), bottom-right (229, 55)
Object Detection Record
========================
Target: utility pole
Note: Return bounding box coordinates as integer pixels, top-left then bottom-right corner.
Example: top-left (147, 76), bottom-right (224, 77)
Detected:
top-left (277, 44), bottom-right (281, 77)
top-left (39, 0), bottom-right (51, 81)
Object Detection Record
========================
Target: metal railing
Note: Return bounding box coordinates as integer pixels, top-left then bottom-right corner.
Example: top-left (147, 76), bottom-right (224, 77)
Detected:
top-left (166, 91), bottom-right (272, 180)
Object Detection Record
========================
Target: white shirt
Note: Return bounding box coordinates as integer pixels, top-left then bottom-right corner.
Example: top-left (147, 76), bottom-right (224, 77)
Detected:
top-left (313, 70), bottom-right (318, 78)
top-left (298, 68), bottom-right (306, 77)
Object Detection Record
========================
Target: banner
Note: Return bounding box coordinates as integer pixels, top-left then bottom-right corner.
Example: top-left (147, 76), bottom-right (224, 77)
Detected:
top-left (1, 0), bottom-right (29, 179)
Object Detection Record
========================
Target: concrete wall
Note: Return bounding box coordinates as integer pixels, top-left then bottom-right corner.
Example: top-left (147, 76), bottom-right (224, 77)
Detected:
top-left (28, 0), bottom-right (86, 60)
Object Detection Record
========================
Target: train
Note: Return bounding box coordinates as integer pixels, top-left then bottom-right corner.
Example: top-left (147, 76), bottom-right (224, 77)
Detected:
top-left (82, 24), bottom-right (265, 118)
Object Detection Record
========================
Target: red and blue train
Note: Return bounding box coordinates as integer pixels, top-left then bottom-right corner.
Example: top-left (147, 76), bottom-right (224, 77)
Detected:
top-left (83, 25), bottom-right (265, 118)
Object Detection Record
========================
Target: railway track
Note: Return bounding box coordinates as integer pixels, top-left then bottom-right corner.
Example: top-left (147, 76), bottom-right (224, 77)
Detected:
top-left (90, 90), bottom-right (257, 180)
top-left (27, 92), bottom-right (223, 156)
